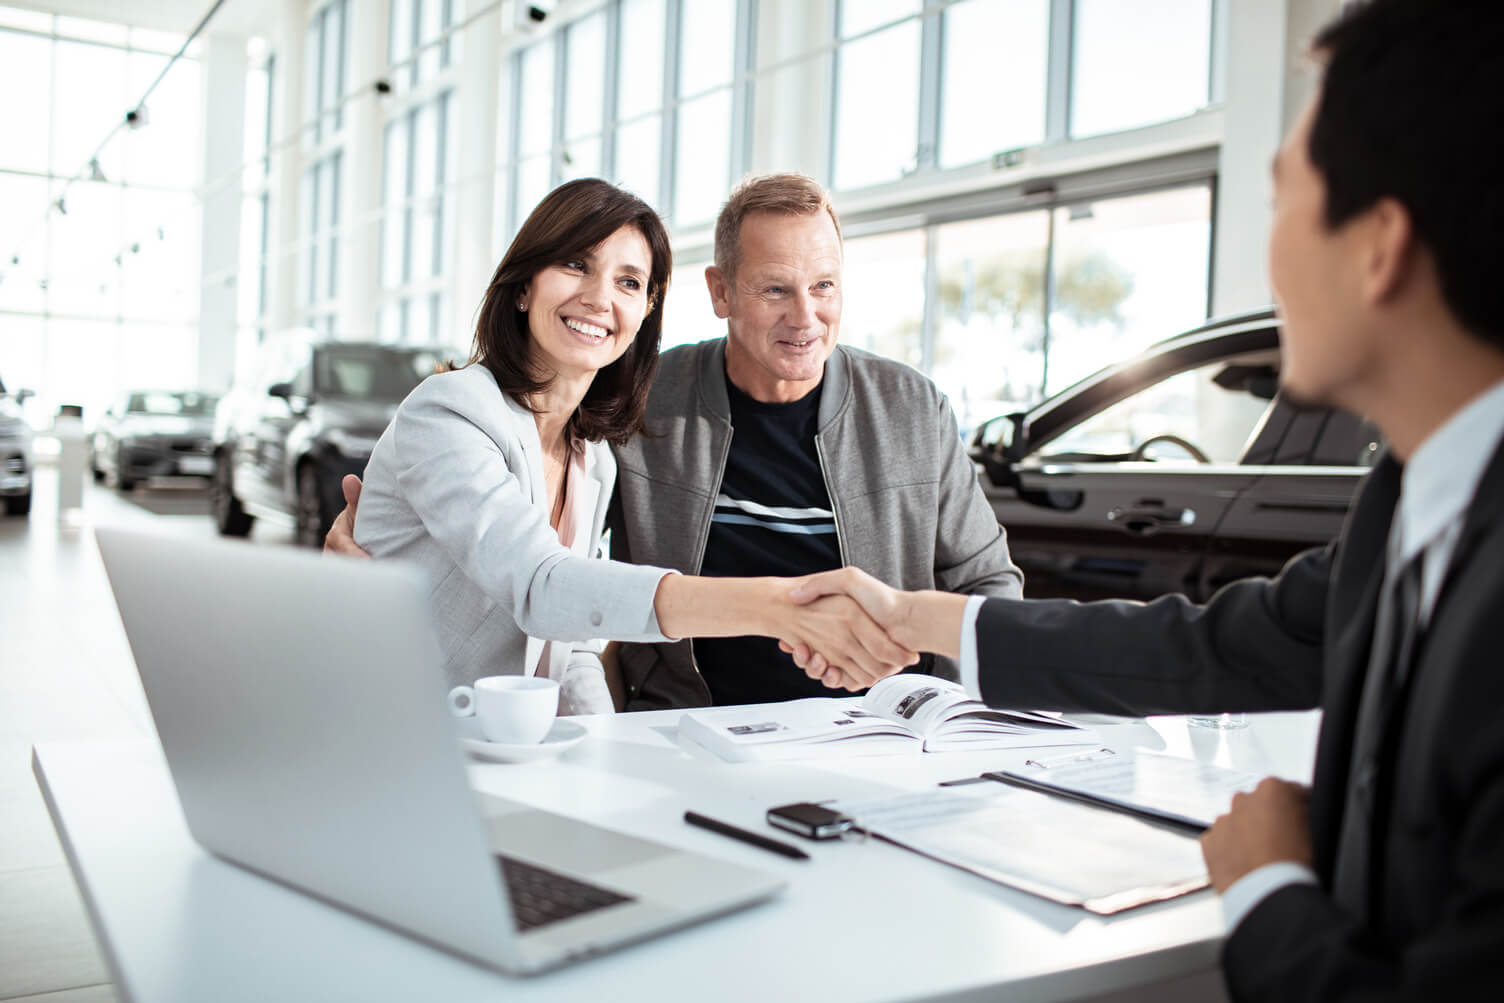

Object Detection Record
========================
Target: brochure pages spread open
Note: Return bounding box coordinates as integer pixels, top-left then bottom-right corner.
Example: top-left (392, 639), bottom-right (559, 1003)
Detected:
top-left (678, 675), bottom-right (1098, 763)
top-left (829, 785), bottom-right (1210, 914)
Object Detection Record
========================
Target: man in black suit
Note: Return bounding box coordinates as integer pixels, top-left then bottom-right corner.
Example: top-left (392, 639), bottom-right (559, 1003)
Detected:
top-left (788, 0), bottom-right (1504, 997)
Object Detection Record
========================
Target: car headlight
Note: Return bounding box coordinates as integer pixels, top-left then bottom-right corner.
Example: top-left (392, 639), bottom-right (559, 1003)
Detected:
top-left (326, 429), bottom-right (380, 458)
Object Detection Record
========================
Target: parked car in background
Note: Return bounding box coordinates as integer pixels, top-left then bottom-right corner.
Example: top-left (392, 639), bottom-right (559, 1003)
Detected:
top-left (970, 308), bottom-right (1379, 602)
top-left (211, 339), bottom-right (445, 546)
top-left (90, 390), bottom-right (220, 490)
top-left (0, 374), bottom-right (34, 516)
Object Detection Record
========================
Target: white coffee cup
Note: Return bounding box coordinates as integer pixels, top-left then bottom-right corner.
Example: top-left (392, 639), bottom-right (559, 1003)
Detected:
top-left (449, 676), bottom-right (559, 745)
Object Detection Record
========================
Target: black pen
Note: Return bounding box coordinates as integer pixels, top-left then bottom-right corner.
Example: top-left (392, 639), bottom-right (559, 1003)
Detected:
top-left (683, 811), bottom-right (810, 860)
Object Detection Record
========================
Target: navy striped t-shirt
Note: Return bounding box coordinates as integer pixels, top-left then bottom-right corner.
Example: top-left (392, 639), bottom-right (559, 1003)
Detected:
top-left (694, 376), bottom-right (853, 705)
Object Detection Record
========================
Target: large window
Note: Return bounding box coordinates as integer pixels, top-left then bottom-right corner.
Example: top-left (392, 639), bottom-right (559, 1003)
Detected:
top-left (499, 0), bottom-right (751, 239)
top-left (0, 13), bottom-right (202, 421)
top-left (828, 0), bottom-right (1222, 192)
top-left (841, 229), bottom-right (926, 371)
top-left (379, 95), bottom-right (455, 344)
top-left (1071, 0), bottom-right (1214, 137)
top-left (832, 2), bottom-right (921, 191)
top-left (932, 211), bottom-right (1052, 432)
top-left (380, 1), bottom-right (460, 346)
top-left (614, 0), bottom-right (667, 205)
top-left (238, 46), bottom-right (273, 357)
top-left (673, 0), bottom-right (741, 226)
top-left (301, 0), bottom-right (350, 337)
top-left (939, 0), bottom-right (1049, 168)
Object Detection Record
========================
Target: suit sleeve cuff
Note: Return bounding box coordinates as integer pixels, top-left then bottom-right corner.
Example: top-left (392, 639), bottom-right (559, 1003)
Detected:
top-left (1220, 861), bottom-right (1318, 932)
top-left (958, 594), bottom-right (988, 700)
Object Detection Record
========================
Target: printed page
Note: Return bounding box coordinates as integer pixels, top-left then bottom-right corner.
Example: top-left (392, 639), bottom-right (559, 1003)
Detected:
top-left (861, 675), bottom-right (976, 736)
top-left (996, 750), bottom-right (1264, 829)
top-left (831, 786), bottom-right (1209, 913)
top-left (861, 677), bottom-right (1093, 751)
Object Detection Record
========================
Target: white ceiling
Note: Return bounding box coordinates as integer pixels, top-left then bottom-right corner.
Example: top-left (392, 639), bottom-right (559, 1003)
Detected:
top-left (6, 0), bottom-right (273, 38)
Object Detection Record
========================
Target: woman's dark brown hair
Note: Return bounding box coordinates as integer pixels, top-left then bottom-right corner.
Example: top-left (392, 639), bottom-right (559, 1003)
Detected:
top-left (470, 179), bottom-right (672, 445)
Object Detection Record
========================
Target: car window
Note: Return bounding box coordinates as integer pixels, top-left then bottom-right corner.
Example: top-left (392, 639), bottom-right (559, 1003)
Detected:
top-left (292, 364), bottom-right (314, 397)
top-left (1040, 360), bottom-right (1273, 464)
top-left (126, 392), bottom-right (218, 416)
top-left (1246, 401), bottom-right (1381, 467)
top-left (314, 349), bottom-right (438, 401)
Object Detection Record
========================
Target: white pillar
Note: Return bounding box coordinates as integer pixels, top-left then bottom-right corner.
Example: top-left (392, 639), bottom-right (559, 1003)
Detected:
top-left (198, 35), bottom-right (247, 391)
top-left (1211, 0), bottom-right (1341, 315)
top-left (449, 5), bottom-right (503, 353)
top-left (340, 0), bottom-right (391, 340)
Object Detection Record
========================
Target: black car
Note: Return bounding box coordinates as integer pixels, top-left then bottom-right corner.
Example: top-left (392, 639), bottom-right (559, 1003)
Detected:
top-left (970, 308), bottom-right (1379, 602)
top-left (0, 375), bottom-right (33, 516)
top-left (91, 390), bottom-right (220, 490)
top-left (211, 340), bottom-right (443, 546)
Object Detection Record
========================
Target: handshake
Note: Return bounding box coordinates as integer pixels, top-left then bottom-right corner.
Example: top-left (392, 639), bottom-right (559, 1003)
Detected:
top-left (776, 568), bottom-right (968, 692)
top-left (324, 475), bottom-right (969, 693)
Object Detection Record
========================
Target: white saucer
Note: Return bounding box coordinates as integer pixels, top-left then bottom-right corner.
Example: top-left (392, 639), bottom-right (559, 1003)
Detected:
top-left (456, 717), bottom-right (589, 763)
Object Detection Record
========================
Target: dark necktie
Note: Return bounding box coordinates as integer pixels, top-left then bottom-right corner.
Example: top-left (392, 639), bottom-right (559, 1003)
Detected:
top-left (1332, 551), bottom-right (1425, 915)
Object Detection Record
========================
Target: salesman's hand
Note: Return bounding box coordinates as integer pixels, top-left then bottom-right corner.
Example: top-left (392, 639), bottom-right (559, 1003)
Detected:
top-left (323, 475), bottom-right (371, 558)
top-left (777, 593), bottom-right (918, 691)
top-left (1200, 777), bottom-right (1313, 892)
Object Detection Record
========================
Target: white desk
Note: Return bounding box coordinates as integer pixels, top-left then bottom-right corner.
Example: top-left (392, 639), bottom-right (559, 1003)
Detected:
top-left (33, 709), bottom-right (1320, 1003)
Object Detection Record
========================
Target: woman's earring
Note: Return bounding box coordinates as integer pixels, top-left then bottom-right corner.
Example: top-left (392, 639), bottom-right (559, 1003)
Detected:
top-left (517, 299), bottom-right (528, 312)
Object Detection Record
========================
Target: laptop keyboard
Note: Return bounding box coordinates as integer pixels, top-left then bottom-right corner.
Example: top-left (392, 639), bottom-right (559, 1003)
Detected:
top-left (497, 854), bottom-right (634, 932)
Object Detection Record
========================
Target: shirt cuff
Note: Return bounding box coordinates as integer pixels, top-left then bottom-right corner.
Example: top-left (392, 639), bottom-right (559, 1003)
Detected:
top-left (643, 570), bottom-right (676, 638)
top-left (1219, 861), bottom-right (1318, 932)
top-left (958, 595), bottom-right (988, 700)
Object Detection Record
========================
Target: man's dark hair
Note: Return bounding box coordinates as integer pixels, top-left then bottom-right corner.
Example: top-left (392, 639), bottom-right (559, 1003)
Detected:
top-left (470, 179), bottom-right (671, 446)
top-left (1310, 0), bottom-right (1503, 344)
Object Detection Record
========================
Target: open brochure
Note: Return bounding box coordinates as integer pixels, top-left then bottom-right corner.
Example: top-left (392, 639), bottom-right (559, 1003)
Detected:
top-left (678, 675), bottom-right (1097, 763)
top-left (828, 785), bottom-right (1210, 914)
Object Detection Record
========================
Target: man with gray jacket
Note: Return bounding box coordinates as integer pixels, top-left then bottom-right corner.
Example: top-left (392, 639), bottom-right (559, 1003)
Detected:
top-left (327, 173), bottom-right (1022, 709)
top-left (608, 174), bottom-right (1022, 711)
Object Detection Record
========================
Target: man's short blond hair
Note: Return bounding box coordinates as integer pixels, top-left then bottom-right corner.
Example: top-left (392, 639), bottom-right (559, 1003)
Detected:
top-left (713, 173), bottom-right (843, 279)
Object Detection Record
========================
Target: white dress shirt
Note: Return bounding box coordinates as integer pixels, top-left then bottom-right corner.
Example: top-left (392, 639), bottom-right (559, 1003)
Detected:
top-left (958, 377), bottom-right (1504, 931)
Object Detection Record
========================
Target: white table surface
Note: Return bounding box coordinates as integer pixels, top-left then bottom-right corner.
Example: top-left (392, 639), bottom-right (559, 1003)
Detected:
top-left (32, 707), bottom-right (1321, 1003)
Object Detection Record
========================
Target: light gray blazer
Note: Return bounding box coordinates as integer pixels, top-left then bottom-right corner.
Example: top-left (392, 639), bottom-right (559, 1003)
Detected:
top-left (354, 364), bottom-right (671, 709)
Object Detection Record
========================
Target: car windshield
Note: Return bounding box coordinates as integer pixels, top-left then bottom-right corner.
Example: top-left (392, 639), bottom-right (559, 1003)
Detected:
top-left (126, 392), bottom-right (219, 416)
top-left (314, 347), bottom-right (439, 401)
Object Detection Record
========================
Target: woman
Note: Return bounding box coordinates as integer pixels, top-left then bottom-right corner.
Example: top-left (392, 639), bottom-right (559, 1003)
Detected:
top-left (354, 180), bottom-right (910, 714)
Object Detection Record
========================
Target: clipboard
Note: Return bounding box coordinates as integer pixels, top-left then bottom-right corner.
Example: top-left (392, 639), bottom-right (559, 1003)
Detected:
top-left (828, 784), bottom-right (1213, 915)
top-left (982, 749), bottom-right (1262, 835)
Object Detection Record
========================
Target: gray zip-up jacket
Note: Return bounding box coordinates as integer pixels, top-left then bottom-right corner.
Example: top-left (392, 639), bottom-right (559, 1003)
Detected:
top-left (609, 337), bottom-right (1024, 710)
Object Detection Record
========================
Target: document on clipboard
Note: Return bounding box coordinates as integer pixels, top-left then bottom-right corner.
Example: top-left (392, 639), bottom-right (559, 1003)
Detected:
top-left (985, 750), bottom-right (1265, 833)
top-left (828, 784), bottom-right (1212, 915)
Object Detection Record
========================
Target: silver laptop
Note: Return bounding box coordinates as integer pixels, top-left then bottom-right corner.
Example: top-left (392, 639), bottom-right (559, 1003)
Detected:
top-left (95, 526), bottom-right (783, 975)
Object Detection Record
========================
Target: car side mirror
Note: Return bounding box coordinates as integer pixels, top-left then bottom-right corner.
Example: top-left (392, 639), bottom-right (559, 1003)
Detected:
top-left (16, 388), bottom-right (33, 405)
top-left (968, 411), bottom-right (1029, 489)
top-left (268, 382), bottom-right (293, 400)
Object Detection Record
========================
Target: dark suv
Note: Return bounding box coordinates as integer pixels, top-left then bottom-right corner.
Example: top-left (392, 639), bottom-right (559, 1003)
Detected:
top-left (0, 375), bottom-right (33, 516)
top-left (971, 308), bottom-right (1379, 602)
top-left (210, 340), bottom-right (443, 546)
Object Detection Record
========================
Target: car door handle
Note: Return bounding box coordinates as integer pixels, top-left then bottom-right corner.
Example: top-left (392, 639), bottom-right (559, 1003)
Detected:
top-left (1107, 506), bottom-right (1196, 536)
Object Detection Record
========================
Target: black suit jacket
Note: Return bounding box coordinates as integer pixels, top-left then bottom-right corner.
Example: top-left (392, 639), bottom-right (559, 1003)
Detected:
top-left (974, 445), bottom-right (1504, 1001)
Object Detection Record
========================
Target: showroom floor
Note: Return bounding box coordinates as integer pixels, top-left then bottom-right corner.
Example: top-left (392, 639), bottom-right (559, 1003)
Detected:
top-left (0, 460), bottom-right (294, 1003)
